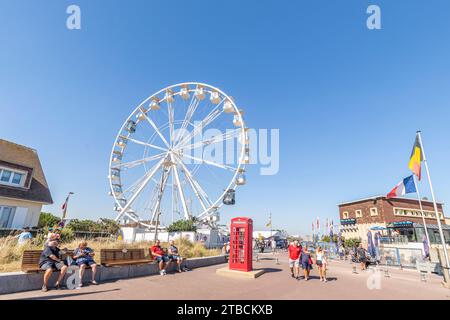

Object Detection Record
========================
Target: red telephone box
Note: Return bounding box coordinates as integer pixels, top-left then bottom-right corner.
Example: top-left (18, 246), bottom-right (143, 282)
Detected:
top-left (229, 217), bottom-right (253, 272)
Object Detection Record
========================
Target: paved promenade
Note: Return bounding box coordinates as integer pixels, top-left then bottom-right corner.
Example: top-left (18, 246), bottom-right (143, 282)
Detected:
top-left (1, 253), bottom-right (449, 300)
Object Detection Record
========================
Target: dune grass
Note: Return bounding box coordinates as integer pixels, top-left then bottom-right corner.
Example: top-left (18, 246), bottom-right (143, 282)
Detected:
top-left (0, 236), bottom-right (221, 273)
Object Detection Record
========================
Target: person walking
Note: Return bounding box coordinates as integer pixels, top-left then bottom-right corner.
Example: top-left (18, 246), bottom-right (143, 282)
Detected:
top-left (288, 240), bottom-right (302, 279)
top-left (300, 246), bottom-right (313, 281)
top-left (357, 243), bottom-right (367, 271)
top-left (315, 246), bottom-right (328, 282)
top-left (271, 238), bottom-right (277, 254)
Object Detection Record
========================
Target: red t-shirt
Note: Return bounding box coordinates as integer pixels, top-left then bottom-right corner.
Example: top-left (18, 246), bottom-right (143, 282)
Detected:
top-left (288, 244), bottom-right (302, 260)
top-left (151, 245), bottom-right (164, 259)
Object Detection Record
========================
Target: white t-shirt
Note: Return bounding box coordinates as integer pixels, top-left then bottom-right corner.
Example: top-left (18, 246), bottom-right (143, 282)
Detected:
top-left (316, 251), bottom-right (324, 261)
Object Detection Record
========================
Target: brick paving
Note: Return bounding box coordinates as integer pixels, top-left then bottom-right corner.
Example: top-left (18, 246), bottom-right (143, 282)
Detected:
top-left (1, 253), bottom-right (449, 300)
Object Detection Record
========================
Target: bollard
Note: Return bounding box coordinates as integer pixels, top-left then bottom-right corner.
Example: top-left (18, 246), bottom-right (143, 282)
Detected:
top-left (352, 264), bottom-right (358, 274)
top-left (384, 267), bottom-right (390, 278)
top-left (276, 258), bottom-right (280, 265)
top-left (420, 272), bottom-right (427, 282)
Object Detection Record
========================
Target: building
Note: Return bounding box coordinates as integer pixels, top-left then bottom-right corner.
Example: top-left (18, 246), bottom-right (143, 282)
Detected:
top-left (0, 139), bottom-right (53, 229)
top-left (338, 195), bottom-right (449, 245)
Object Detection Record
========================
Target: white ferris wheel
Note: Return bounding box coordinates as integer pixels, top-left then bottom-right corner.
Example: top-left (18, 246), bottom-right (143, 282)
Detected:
top-left (108, 82), bottom-right (250, 229)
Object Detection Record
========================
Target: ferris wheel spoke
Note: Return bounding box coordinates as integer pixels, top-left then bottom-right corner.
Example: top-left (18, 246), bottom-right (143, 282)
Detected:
top-left (119, 157), bottom-right (165, 215)
top-left (170, 154), bottom-right (190, 220)
top-left (142, 113), bottom-right (171, 149)
top-left (175, 98), bottom-right (226, 149)
top-left (112, 152), bottom-right (166, 170)
top-left (175, 128), bottom-right (241, 152)
top-left (167, 100), bottom-right (175, 147)
top-left (173, 155), bottom-right (211, 212)
top-left (175, 97), bottom-right (200, 145)
top-left (149, 166), bottom-right (172, 228)
top-left (125, 137), bottom-right (168, 153)
top-left (179, 153), bottom-right (238, 172)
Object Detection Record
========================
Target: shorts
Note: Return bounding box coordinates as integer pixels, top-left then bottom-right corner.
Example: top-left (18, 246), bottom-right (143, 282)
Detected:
top-left (169, 255), bottom-right (182, 261)
top-left (289, 258), bottom-right (300, 268)
top-left (40, 261), bottom-right (66, 271)
top-left (316, 260), bottom-right (323, 267)
top-left (155, 255), bottom-right (170, 263)
top-left (76, 259), bottom-right (97, 266)
top-left (301, 261), bottom-right (311, 270)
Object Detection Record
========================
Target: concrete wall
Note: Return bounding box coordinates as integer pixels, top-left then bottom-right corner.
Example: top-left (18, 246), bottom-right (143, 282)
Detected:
top-left (0, 255), bottom-right (227, 295)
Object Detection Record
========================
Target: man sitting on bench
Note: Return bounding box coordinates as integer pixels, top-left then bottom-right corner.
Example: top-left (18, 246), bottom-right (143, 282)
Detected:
top-left (39, 238), bottom-right (68, 292)
top-left (168, 240), bottom-right (188, 273)
top-left (151, 240), bottom-right (170, 276)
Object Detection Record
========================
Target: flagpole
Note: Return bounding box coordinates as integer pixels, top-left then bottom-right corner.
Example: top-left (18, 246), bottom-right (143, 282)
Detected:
top-left (417, 131), bottom-right (450, 283)
top-left (412, 174), bottom-right (431, 251)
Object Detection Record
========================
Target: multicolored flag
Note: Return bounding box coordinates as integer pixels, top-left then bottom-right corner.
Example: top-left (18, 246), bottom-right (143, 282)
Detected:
top-left (387, 175), bottom-right (416, 199)
top-left (408, 134), bottom-right (423, 180)
top-left (61, 195), bottom-right (70, 219)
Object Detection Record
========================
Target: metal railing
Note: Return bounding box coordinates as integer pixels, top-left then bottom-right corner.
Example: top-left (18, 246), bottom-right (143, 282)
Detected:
top-left (379, 235), bottom-right (409, 245)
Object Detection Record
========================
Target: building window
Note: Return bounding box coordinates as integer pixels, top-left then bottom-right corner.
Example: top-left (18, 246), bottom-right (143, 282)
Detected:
top-left (355, 210), bottom-right (362, 218)
top-left (0, 170), bottom-right (11, 182)
top-left (0, 206), bottom-right (16, 228)
top-left (0, 167), bottom-right (26, 187)
top-left (393, 207), bottom-right (444, 220)
top-left (343, 211), bottom-right (349, 219)
top-left (370, 208), bottom-right (378, 216)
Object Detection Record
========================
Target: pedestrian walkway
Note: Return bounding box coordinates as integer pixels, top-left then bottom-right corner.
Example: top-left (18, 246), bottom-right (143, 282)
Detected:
top-left (1, 253), bottom-right (449, 300)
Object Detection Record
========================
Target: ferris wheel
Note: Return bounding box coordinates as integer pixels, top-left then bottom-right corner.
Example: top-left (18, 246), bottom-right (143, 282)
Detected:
top-left (108, 82), bottom-right (250, 229)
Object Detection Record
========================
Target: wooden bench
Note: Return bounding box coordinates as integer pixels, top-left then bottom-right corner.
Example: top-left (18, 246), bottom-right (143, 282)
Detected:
top-left (100, 248), bottom-right (154, 267)
top-left (21, 249), bottom-right (76, 273)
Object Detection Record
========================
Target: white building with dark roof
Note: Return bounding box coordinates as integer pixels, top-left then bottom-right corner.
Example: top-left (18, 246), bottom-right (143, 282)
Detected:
top-left (0, 139), bottom-right (53, 229)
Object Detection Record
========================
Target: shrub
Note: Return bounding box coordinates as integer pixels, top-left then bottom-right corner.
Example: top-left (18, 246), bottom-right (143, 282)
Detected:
top-left (167, 218), bottom-right (197, 232)
top-left (38, 212), bottom-right (60, 228)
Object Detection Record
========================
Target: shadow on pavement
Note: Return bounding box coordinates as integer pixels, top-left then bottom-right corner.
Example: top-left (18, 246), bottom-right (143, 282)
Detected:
top-left (255, 268), bottom-right (282, 273)
top-left (17, 288), bottom-right (121, 300)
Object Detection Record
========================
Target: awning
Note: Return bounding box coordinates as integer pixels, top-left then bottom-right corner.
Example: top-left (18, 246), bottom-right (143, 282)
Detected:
top-left (387, 222), bottom-right (450, 230)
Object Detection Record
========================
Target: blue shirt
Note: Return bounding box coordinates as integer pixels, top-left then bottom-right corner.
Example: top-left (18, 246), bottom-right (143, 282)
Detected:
top-left (18, 232), bottom-right (32, 244)
top-left (74, 247), bottom-right (94, 264)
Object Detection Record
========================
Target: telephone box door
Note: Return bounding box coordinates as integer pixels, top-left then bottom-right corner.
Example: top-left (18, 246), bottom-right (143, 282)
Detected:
top-left (229, 217), bottom-right (253, 272)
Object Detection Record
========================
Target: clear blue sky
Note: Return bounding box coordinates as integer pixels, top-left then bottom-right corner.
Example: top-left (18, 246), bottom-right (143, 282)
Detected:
top-left (1, 1), bottom-right (450, 235)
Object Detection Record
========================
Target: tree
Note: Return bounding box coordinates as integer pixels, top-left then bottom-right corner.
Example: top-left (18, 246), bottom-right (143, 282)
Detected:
top-left (66, 218), bottom-right (120, 234)
top-left (38, 212), bottom-right (60, 228)
top-left (167, 218), bottom-right (197, 232)
top-left (321, 234), bottom-right (338, 243)
top-left (343, 238), bottom-right (361, 248)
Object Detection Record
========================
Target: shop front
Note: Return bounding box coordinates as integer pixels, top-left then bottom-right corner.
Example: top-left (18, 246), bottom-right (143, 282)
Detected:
top-left (387, 221), bottom-right (450, 244)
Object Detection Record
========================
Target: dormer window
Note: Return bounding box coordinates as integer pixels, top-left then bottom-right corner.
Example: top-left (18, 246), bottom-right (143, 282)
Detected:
top-left (0, 167), bottom-right (26, 187)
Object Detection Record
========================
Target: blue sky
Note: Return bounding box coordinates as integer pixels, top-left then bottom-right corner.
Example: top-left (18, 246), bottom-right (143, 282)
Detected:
top-left (1, 1), bottom-right (450, 235)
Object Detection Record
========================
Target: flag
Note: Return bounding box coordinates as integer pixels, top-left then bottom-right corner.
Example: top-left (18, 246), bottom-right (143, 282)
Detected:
top-left (387, 175), bottom-right (416, 198)
top-left (408, 134), bottom-right (423, 180)
top-left (316, 217), bottom-right (320, 230)
top-left (61, 195), bottom-right (70, 219)
top-left (312, 223), bottom-right (314, 232)
top-left (61, 195), bottom-right (69, 211)
top-left (265, 217), bottom-right (272, 227)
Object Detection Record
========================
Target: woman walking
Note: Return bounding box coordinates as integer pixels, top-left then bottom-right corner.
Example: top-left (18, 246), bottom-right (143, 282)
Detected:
top-left (315, 246), bottom-right (328, 282)
top-left (300, 246), bottom-right (313, 281)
